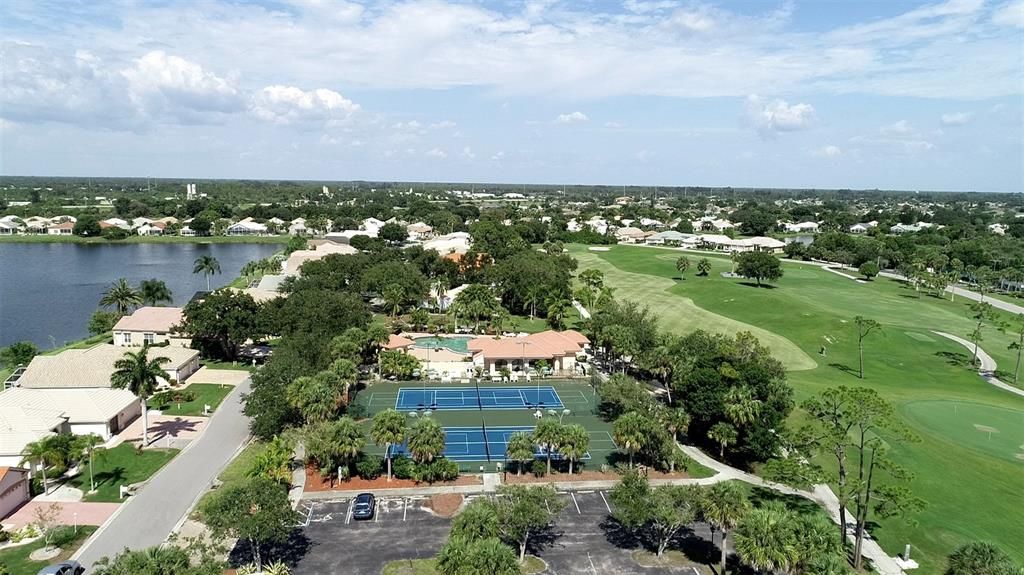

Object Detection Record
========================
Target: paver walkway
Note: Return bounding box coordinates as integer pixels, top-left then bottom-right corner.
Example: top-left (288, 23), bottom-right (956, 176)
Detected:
top-left (932, 331), bottom-right (1024, 398)
top-left (73, 379), bottom-right (252, 569)
top-left (3, 501), bottom-right (120, 530)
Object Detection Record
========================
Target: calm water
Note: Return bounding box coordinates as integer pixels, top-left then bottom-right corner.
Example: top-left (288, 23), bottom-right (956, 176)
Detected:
top-left (0, 242), bottom-right (281, 348)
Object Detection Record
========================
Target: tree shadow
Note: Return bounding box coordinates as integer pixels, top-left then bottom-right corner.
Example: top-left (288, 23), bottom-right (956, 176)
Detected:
top-left (737, 282), bottom-right (777, 289)
top-left (675, 526), bottom-right (719, 566)
top-left (749, 486), bottom-right (821, 516)
top-left (600, 515), bottom-right (644, 550)
top-left (525, 524), bottom-right (564, 557)
top-left (897, 294), bottom-right (922, 299)
top-left (92, 466), bottom-right (126, 489)
top-left (828, 363), bottom-right (860, 377)
top-left (935, 351), bottom-right (971, 368)
top-left (228, 529), bottom-right (312, 568)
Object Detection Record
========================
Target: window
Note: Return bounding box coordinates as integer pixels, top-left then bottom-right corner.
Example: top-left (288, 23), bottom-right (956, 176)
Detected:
top-left (119, 332), bottom-right (131, 345)
top-left (144, 333), bottom-right (155, 344)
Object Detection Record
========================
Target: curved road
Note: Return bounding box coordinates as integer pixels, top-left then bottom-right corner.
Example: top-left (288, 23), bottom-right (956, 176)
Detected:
top-left (931, 331), bottom-right (1024, 398)
top-left (73, 379), bottom-right (252, 568)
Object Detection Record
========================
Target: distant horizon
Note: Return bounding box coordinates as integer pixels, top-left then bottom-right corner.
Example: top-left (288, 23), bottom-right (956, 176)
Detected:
top-left (0, 173), bottom-right (1020, 196)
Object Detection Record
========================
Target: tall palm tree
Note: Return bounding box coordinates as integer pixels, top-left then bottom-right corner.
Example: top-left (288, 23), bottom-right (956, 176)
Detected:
top-left (408, 418), bottom-right (446, 463)
top-left (286, 375), bottom-right (338, 423)
top-left (193, 255), bottom-right (221, 291)
top-left (532, 419), bottom-right (564, 475)
top-left (733, 502), bottom-right (799, 574)
top-left (545, 296), bottom-right (572, 330)
top-left (138, 279), bottom-right (173, 307)
top-left (110, 346), bottom-right (170, 446)
top-left (612, 412), bottom-right (649, 468)
top-left (72, 433), bottom-right (105, 493)
top-left (559, 424), bottom-right (590, 475)
top-left (708, 422), bottom-right (738, 458)
top-left (724, 386), bottom-right (763, 427)
top-left (702, 481), bottom-right (752, 575)
top-left (99, 278), bottom-right (142, 315)
top-left (505, 432), bottom-right (535, 476)
top-left (371, 409), bottom-right (407, 481)
top-left (334, 417), bottom-right (365, 472)
top-left (20, 438), bottom-right (62, 495)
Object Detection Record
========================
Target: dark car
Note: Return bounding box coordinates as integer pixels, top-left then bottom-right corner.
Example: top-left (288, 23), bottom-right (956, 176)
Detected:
top-left (37, 561), bottom-right (83, 575)
top-left (352, 492), bottom-right (375, 520)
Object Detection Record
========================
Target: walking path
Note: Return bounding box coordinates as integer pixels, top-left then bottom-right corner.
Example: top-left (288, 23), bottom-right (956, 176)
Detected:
top-left (73, 379), bottom-right (253, 569)
top-left (932, 331), bottom-right (1024, 398)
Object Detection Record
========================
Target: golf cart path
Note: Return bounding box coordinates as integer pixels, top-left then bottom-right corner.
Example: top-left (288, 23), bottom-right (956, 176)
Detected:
top-left (931, 331), bottom-right (1024, 398)
top-left (677, 444), bottom-right (906, 575)
top-left (73, 379), bottom-right (252, 568)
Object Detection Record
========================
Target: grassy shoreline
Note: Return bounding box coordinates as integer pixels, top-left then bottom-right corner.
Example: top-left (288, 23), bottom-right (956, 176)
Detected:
top-left (0, 234), bottom-right (289, 245)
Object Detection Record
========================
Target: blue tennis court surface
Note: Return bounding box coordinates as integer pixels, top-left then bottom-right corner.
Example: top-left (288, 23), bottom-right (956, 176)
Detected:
top-left (395, 386), bottom-right (563, 411)
top-left (387, 425), bottom-right (590, 462)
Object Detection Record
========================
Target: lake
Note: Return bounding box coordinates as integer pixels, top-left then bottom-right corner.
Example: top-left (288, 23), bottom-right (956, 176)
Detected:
top-left (0, 242), bottom-right (281, 349)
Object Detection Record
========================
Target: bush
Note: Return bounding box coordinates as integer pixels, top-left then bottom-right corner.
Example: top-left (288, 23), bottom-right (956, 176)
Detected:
top-left (346, 403), bottom-right (368, 420)
top-left (413, 458), bottom-right (459, 483)
top-left (151, 389), bottom-right (196, 407)
top-left (391, 455), bottom-right (415, 480)
top-left (0, 528), bottom-right (9, 542)
top-left (355, 454), bottom-right (383, 480)
top-left (531, 460), bottom-right (547, 478)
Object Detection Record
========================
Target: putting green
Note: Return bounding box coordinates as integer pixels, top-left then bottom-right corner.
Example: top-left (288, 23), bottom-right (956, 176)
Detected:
top-left (901, 400), bottom-right (1024, 464)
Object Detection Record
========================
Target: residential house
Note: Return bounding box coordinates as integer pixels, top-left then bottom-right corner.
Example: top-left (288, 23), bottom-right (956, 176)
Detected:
top-left (131, 217), bottom-right (153, 229)
top-left (100, 217), bottom-right (130, 230)
top-left (17, 343), bottom-right (200, 388)
top-left (639, 218), bottom-right (665, 228)
top-left (283, 242), bottom-right (359, 275)
top-left (406, 222), bottom-right (434, 241)
top-left (423, 232), bottom-right (472, 255)
top-left (226, 217), bottom-right (268, 236)
top-left (46, 222), bottom-right (74, 235)
top-left (645, 230), bottom-right (693, 246)
top-left (614, 227), bottom-right (647, 243)
top-left (362, 217), bottom-right (386, 235)
top-left (468, 330), bottom-right (589, 377)
top-left (693, 218), bottom-right (736, 232)
top-left (23, 217), bottom-right (49, 233)
top-left (136, 223), bottom-right (164, 236)
top-left (0, 405), bottom-right (66, 468)
top-left (0, 467), bottom-right (30, 519)
top-left (288, 218), bottom-right (309, 236)
top-left (989, 223), bottom-right (1007, 236)
top-left (112, 307), bottom-right (189, 347)
top-left (0, 387), bottom-right (140, 441)
top-left (0, 221), bottom-right (19, 235)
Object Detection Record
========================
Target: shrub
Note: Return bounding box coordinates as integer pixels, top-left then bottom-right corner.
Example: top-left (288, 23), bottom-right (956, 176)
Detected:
top-left (391, 455), bottom-right (415, 480)
top-left (355, 454), bottom-right (383, 480)
top-left (414, 458), bottom-right (459, 483)
top-left (346, 403), bottom-right (368, 420)
top-left (0, 528), bottom-right (9, 542)
top-left (531, 460), bottom-right (547, 478)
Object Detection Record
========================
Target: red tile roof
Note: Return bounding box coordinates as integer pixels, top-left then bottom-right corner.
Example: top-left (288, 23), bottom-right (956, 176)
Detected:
top-left (468, 330), bottom-right (589, 360)
top-left (384, 334), bottom-right (415, 350)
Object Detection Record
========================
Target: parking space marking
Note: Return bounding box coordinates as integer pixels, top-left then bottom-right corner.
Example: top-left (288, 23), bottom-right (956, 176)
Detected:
top-left (599, 491), bottom-right (611, 513)
top-left (403, 498), bottom-right (408, 521)
top-left (570, 491), bottom-right (581, 514)
top-left (302, 502), bottom-right (315, 527)
top-left (587, 552), bottom-right (598, 575)
top-left (345, 500), bottom-right (354, 524)
top-left (375, 500), bottom-right (380, 523)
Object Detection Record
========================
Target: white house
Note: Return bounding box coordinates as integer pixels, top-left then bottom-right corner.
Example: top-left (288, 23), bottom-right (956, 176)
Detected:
top-left (468, 330), bottom-right (589, 377)
top-left (0, 221), bottom-right (20, 235)
top-left (407, 222), bottom-right (434, 241)
top-left (17, 344), bottom-right (200, 388)
top-left (989, 223), bottom-right (1007, 236)
top-left (422, 232), bottom-right (472, 255)
top-left (227, 217), bottom-right (268, 236)
top-left (645, 230), bottom-right (692, 246)
top-left (100, 217), bottom-right (130, 230)
top-left (46, 222), bottom-right (74, 235)
top-left (784, 221), bottom-right (820, 233)
top-left (0, 387), bottom-right (140, 441)
top-left (615, 227), bottom-right (647, 243)
top-left (283, 242), bottom-right (359, 275)
top-left (0, 405), bottom-right (66, 468)
top-left (0, 467), bottom-right (30, 520)
top-left (131, 217), bottom-right (153, 229)
top-left (136, 223), bottom-right (164, 236)
top-left (639, 218), bottom-right (665, 228)
top-left (113, 307), bottom-right (189, 347)
top-left (362, 217), bottom-right (386, 234)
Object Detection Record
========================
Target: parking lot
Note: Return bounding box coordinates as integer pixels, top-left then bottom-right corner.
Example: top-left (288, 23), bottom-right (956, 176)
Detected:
top-left (292, 490), bottom-right (717, 575)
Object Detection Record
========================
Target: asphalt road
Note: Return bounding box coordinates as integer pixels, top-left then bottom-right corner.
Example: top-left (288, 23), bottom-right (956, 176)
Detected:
top-left (74, 379), bottom-right (252, 568)
top-left (294, 490), bottom-right (718, 575)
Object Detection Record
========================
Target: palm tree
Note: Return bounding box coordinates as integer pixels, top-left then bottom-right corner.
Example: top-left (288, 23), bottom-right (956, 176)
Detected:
top-left (371, 409), bottom-right (407, 481)
top-left (733, 502), bottom-right (799, 575)
top-left (532, 419), bottom-right (564, 475)
top-left (99, 278), bottom-right (142, 315)
top-left (334, 417), bottom-right (365, 472)
top-left (193, 255), bottom-right (221, 291)
top-left (559, 424), bottom-right (590, 475)
top-left (72, 433), bottom-right (105, 493)
top-left (408, 417), bottom-right (446, 463)
top-left (724, 386), bottom-right (762, 427)
top-left (138, 278), bottom-right (173, 307)
top-left (702, 481), bottom-right (752, 575)
top-left (612, 412), bottom-right (649, 468)
top-left (110, 346), bottom-right (170, 446)
top-left (660, 407), bottom-right (691, 444)
top-left (675, 256), bottom-right (691, 278)
top-left (945, 541), bottom-right (1021, 575)
top-left (383, 285), bottom-right (405, 317)
top-left (545, 296), bottom-right (572, 330)
top-left (505, 432), bottom-right (535, 476)
top-left (708, 422), bottom-right (738, 458)
top-left (286, 375), bottom-right (338, 423)
top-left (20, 438), bottom-right (62, 495)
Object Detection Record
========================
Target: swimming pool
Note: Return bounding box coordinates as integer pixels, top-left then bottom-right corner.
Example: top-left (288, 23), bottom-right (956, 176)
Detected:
top-left (413, 336), bottom-right (473, 353)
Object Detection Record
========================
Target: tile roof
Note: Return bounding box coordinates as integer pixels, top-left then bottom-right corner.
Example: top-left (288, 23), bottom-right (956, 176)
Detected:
top-left (18, 344), bottom-right (199, 389)
top-left (0, 388), bottom-right (137, 424)
top-left (113, 307), bottom-right (184, 332)
top-left (468, 330), bottom-right (589, 360)
top-left (384, 334), bottom-right (415, 350)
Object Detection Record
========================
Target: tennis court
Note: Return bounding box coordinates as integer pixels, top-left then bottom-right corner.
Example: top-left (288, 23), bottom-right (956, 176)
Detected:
top-left (395, 386), bottom-right (563, 411)
top-left (387, 425), bottom-right (614, 462)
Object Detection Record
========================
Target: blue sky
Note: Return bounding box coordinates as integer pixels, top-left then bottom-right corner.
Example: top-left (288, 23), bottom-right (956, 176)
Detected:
top-left (1, 0), bottom-right (1021, 191)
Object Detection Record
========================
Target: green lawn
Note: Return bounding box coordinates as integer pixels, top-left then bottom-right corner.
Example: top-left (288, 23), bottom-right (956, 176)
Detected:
top-left (148, 383), bottom-right (233, 416)
top-left (0, 526), bottom-right (97, 575)
top-left (355, 380), bottom-right (712, 477)
top-left (569, 244), bottom-right (1024, 573)
top-left (201, 359), bottom-right (256, 372)
top-left (69, 444), bottom-right (178, 502)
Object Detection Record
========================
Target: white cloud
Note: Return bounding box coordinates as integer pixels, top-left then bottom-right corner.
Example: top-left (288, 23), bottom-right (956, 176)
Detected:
top-left (812, 145), bottom-right (843, 158)
top-left (744, 95), bottom-right (815, 136)
top-left (430, 120), bottom-right (457, 129)
top-left (604, 121), bottom-right (624, 128)
top-left (461, 146), bottom-right (475, 160)
top-left (250, 85), bottom-right (359, 125)
top-left (880, 120), bottom-right (913, 136)
top-left (992, 0), bottom-right (1024, 27)
top-left (940, 112), bottom-right (974, 126)
top-left (426, 147), bottom-right (447, 158)
top-left (556, 111), bottom-right (589, 124)
top-left (491, 151), bottom-right (505, 161)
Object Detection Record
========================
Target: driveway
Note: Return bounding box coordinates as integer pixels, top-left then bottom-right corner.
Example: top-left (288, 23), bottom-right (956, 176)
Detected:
top-left (116, 415), bottom-right (207, 448)
top-left (292, 490), bottom-right (716, 575)
top-left (73, 378), bottom-right (252, 569)
top-left (187, 366), bottom-right (251, 386)
top-left (3, 501), bottom-right (121, 530)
